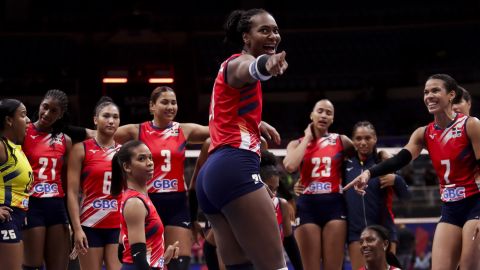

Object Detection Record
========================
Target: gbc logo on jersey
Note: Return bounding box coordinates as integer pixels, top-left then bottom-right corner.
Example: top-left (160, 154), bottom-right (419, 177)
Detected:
top-left (441, 187), bottom-right (465, 201)
top-left (92, 199), bottom-right (118, 210)
top-left (307, 182), bottom-right (332, 194)
top-left (153, 179), bottom-right (178, 191)
top-left (34, 183), bottom-right (58, 193)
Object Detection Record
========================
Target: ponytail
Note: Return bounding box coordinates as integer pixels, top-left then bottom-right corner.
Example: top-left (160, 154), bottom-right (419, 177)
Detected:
top-left (110, 140), bottom-right (146, 196)
top-left (111, 152), bottom-right (126, 196)
top-left (386, 251), bottom-right (403, 269)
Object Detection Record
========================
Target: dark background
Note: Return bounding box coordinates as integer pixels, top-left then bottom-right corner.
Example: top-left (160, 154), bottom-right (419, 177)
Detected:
top-left (1, 0), bottom-right (479, 146)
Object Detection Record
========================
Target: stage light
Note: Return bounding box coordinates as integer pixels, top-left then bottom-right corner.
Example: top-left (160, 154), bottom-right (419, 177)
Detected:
top-left (102, 77), bottom-right (128, 84)
top-left (148, 77), bottom-right (174, 84)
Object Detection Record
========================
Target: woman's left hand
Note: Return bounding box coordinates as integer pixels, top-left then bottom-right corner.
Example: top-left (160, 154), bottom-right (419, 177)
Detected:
top-left (164, 241), bottom-right (180, 264)
top-left (259, 121), bottom-right (281, 145)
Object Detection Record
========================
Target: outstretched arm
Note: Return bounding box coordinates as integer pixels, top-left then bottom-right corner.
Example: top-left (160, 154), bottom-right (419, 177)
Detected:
top-left (344, 127), bottom-right (425, 193)
top-left (226, 52), bottom-right (288, 88)
top-left (181, 123), bottom-right (209, 144)
top-left (114, 124), bottom-right (140, 144)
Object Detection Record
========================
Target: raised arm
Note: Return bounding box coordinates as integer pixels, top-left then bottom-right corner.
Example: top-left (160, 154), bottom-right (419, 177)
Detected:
top-left (180, 123), bottom-right (209, 144)
top-left (283, 124), bottom-right (314, 173)
top-left (114, 124), bottom-right (140, 144)
top-left (226, 52), bottom-right (288, 89)
top-left (67, 142), bottom-right (87, 254)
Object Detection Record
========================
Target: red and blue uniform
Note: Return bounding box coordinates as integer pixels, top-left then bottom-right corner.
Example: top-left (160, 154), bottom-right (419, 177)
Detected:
top-left (120, 189), bottom-right (165, 269)
top-left (424, 113), bottom-right (480, 202)
top-left (139, 121), bottom-right (187, 193)
top-left (23, 123), bottom-right (70, 228)
top-left (296, 133), bottom-right (347, 227)
top-left (80, 139), bottom-right (121, 229)
top-left (424, 113), bottom-right (480, 227)
top-left (197, 54), bottom-right (265, 214)
top-left (139, 121), bottom-right (191, 228)
top-left (299, 134), bottom-right (344, 194)
top-left (208, 54), bottom-right (263, 156)
top-left (23, 123), bottom-right (66, 198)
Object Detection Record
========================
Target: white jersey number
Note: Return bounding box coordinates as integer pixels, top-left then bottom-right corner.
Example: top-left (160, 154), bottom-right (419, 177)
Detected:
top-left (102, 172), bottom-right (112, 194)
top-left (38, 157), bottom-right (58, 180)
top-left (161, 150), bottom-right (171, 172)
top-left (441, 159), bottom-right (451, 184)
top-left (311, 157), bottom-right (332, 177)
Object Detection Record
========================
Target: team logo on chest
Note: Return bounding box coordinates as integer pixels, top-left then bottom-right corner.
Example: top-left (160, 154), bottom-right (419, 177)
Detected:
top-left (318, 134), bottom-right (337, 148)
top-left (451, 127), bottom-right (462, 138)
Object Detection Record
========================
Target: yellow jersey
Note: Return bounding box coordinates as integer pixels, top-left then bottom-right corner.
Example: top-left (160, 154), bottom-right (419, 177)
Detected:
top-left (0, 139), bottom-right (33, 210)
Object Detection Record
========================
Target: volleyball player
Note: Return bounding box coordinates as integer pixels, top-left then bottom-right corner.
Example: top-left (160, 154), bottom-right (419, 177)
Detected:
top-left (345, 74), bottom-right (480, 269)
top-left (114, 86), bottom-right (209, 270)
top-left (22, 90), bottom-right (72, 270)
top-left (110, 140), bottom-right (180, 270)
top-left (195, 8), bottom-right (288, 270)
top-left (358, 225), bottom-right (402, 270)
top-left (261, 150), bottom-right (303, 270)
top-left (67, 97), bottom-right (122, 270)
top-left (283, 99), bottom-right (353, 270)
top-left (452, 86), bottom-right (471, 116)
top-left (0, 99), bottom-right (33, 270)
top-left (344, 121), bottom-right (410, 270)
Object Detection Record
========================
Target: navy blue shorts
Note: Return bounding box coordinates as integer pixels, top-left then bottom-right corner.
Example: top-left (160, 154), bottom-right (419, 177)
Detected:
top-left (149, 192), bottom-right (191, 228)
top-left (196, 146), bottom-right (264, 215)
top-left (82, 226), bottom-right (120, 248)
top-left (121, 263), bottom-right (161, 270)
top-left (24, 197), bottom-right (69, 229)
top-left (0, 205), bottom-right (25, 243)
top-left (296, 193), bottom-right (347, 227)
top-left (439, 193), bottom-right (480, 227)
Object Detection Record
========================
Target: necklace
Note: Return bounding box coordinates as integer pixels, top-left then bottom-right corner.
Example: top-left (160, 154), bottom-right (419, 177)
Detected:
top-left (94, 138), bottom-right (116, 151)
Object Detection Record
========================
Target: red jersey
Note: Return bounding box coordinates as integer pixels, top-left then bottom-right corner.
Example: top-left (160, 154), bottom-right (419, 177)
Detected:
top-left (299, 134), bottom-right (344, 194)
top-left (80, 139), bottom-right (121, 228)
top-left (424, 114), bottom-right (480, 202)
top-left (273, 197), bottom-right (284, 241)
top-left (120, 189), bottom-right (165, 269)
top-left (139, 121), bottom-right (187, 193)
top-left (23, 123), bottom-right (67, 198)
top-left (208, 54), bottom-right (263, 155)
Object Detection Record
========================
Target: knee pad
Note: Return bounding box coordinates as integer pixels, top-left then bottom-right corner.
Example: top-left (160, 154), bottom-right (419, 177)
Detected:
top-left (168, 256), bottom-right (191, 270)
top-left (203, 241), bottom-right (220, 270)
